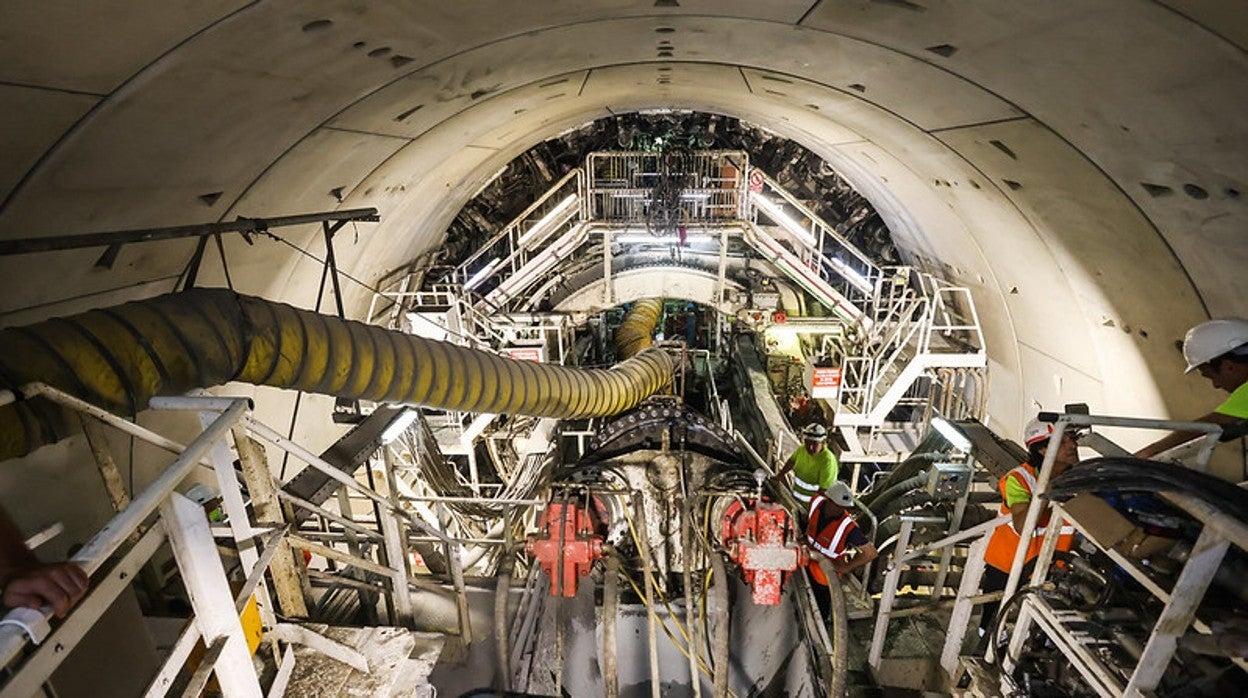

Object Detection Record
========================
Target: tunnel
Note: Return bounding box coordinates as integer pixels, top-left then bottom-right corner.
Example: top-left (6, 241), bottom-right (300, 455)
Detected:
top-left (0, 3), bottom-right (1245, 696)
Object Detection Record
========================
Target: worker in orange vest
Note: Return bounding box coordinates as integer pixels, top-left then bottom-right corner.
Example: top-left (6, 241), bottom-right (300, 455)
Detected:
top-left (979, 418), bottom-right (1079, 631)
top-left (806, 481), bottom-right (877, 622)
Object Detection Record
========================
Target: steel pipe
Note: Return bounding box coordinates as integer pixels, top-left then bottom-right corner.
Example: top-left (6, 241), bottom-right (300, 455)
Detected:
top-left (0, 288), bottom-right (674, 461)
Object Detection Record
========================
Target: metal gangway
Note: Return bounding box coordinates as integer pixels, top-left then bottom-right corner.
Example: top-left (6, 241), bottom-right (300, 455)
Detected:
top-left (372, 150), bottom-right (986, 435)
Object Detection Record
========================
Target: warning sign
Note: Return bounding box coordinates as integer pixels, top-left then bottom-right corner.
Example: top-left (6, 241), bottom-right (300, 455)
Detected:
top-left (505, 347), bottom-right (544, 362)
top-left (748, 169), bottom-right (765, 193)
top-left (810, 367), bottom-right (842, 400)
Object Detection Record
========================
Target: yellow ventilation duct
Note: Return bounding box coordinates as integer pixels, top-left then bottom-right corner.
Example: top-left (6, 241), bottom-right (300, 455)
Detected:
top-left (0, 288), bottom-right (673, 461)
top-left (614, 298), bottom-right (665, 360)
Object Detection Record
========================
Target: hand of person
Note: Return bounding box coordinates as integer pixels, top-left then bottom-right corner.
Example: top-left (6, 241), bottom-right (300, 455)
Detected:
top-left (2, 562), bottom-right (89, 618)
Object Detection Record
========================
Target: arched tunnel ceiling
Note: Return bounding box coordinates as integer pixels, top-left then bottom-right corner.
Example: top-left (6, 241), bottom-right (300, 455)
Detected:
top-left (0, 1), bottom-right (1245, 441)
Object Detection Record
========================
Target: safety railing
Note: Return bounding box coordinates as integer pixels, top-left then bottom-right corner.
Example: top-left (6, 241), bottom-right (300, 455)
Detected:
top-left (835, 269), bottom-right (986, 428)
top-left (994, 413), bottom-right (1244, 696)
top-left (746, 167), bottom-right (881, 309)
top-left (451, 169), bottom-right (583, 295)
top-left (585, 150), bottom-right (748, 225)
top-left (0, 387), bottom-right (278, 697)
top-left (0, 386), bottom-right (485, 697)
top-left (868, 512), bottom-right (1011, 678)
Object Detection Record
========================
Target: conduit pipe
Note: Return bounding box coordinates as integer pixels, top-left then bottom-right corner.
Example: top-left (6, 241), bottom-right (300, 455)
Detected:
top-left (614, 298), bottom-right (665, 359)
top-left (0, 288), bottom-right (674, 462)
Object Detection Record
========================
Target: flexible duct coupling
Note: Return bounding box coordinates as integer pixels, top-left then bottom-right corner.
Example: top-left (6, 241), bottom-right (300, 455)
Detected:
top-left (614, 298), bottom-right (664, 359)
top-left (0, 289), bottom-right (674, 461)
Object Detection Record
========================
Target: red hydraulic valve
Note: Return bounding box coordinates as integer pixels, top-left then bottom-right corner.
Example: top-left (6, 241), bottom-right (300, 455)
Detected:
top-left (526, 502), bottom-right (605, 597)
top-left (721, 499), bottom-right (808, 605)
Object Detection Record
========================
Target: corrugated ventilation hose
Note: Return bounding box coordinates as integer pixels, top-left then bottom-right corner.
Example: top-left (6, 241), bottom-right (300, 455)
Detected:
top-left (0, 288), bottom-right (674, 461)
top-left (614, 298), bottom-right (664, 359)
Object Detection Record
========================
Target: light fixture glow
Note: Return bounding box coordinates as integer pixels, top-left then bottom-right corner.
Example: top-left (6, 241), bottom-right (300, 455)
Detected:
top-left (381, 410), bottom-right (419, 444)
top-left (463, 257), bottom-right (503, 290)
top-left (615, 233), bottom-right (715, 244)
top-left (931, 416), bottom-right (972, 452)
top-left (750, 191), bottom-right (816, 246)
top-left (828, 256), bottom-right (873, 295)
top-left (516, 195), bottom-right (578, 247)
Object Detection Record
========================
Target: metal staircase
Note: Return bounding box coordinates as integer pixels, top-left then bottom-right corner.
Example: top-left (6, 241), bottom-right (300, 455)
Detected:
top-left (370, 149), bottom-right (987, 441)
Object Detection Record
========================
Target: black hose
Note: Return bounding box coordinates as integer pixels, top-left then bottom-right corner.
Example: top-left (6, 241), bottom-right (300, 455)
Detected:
top-left (1047, 457), bottom-right (1248, 522)
top-left (985, 586), bottom-right (1044, 665)
top-left (860, 449), bottom-right (945, 506)
top-left (874, 489), bottom-right (954, 521)
top-left (865, 471), bottom-right (930, 515)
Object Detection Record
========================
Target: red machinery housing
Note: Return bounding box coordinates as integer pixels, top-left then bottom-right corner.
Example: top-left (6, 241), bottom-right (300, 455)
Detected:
top-left (720, 498), bottom-right (807, 605)
top-left (526, 501), bottom-right (605, 597)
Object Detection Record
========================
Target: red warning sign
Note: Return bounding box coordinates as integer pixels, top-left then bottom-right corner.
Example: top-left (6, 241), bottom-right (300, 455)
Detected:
top-left (506, 347), bottom-right (544, 362)
top-left (748, 169), bottom-right (765, 192)
top-left (810, 367), bottom-right (842, 400)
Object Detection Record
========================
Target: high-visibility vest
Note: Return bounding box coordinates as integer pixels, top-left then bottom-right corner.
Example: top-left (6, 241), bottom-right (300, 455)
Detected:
top-left (806, 493), bottom-right (858, 585)
top-left (791, 446), bottom-right (838, 508)
top-left (984, 463), bottom-right (1075, 573)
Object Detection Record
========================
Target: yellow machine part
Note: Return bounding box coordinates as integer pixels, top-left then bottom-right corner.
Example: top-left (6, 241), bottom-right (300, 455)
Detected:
top-left (0, 288), bottom-right (674, 461)
top-left (613, 298), bottom-right (664, 359)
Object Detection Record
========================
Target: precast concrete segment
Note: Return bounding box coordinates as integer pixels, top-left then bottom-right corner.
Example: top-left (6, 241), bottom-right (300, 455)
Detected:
top-left (0, 288), bottom-right (674, 461)
top-left (613, 298), bottom-right (665, 360)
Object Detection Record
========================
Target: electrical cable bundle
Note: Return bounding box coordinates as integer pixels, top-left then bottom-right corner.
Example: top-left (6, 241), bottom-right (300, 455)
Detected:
top-left (1045, 457), bottom-right (1248, 522)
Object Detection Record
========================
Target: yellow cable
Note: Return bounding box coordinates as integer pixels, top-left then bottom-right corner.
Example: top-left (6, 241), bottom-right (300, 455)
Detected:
top-left (620, 500), bottom-right (734, 695)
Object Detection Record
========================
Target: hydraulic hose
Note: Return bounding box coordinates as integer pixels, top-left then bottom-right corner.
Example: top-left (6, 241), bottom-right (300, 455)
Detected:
top-left (614, 298), bottom-right (664, 359)
top-left (0, 288), bottom-right (674, 461)
top-left (814, 558), bottom-right (849, 698)
top-left (860, 450), bottom-right (943, 507)
top-left (864, 470), bottom-right (929, 514)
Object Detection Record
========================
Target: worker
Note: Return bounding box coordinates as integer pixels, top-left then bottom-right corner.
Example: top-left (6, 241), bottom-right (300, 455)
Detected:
top-left (0, 507), bottom-right (88, 618)
top-left (980, 418), bottom-right (1079, 631)
top-left (774, 423), bottom-right (839, 511)
top-left (805, 481), bottom-right (877, 622)
top-left (1136, 318), bottom-right (1248, 459)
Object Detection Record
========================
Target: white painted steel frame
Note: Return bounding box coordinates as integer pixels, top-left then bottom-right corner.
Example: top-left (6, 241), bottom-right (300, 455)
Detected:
top-left (997, 412), bottom-right (1242, 692)
top-left (160, 492), bottom-right (262, 697)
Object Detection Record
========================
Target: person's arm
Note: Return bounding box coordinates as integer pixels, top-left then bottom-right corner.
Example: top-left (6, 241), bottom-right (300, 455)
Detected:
top-left (1002, 474), bottom-right (1037, 534)
top-left (0, 510), bottom-right (88, 618)
top-left (834, 542), bottom-right (878, 576)
top-left (1135, 411), bottom-right (1240, 459)
top-left (1008, 501), bottom-right (1032, 535)
top-left (774, 452), bottom-right (797, 479)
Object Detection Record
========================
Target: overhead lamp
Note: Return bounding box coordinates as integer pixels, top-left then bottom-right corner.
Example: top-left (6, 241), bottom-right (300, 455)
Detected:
top-left (750, 191), bottom-right (816, 247)
top-left (930, 416), bottom-right (972, 452)
top-left (828, 256), bottom-right (873, 295)
top-left (516, 195), bottom-right (578, 247)
top-left (615, 233), bottom-right (715, 244)
top-left (381, 409), bottom-right (419, 444)
top-left (463, 257), bottom-right (503, 291)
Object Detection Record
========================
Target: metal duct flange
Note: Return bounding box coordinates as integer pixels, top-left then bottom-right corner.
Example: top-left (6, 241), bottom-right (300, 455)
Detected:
top-left (0, 288), bottom-right (674, 461)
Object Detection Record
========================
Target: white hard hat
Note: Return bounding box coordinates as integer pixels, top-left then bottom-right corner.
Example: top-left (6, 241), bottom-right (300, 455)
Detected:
top-left (802, 423), bottom-right (828, 441)
top-left (826, 481), bottom-right (854, 507)
top-left (1024, 419), bottom-right (1054, 447)
top-left (1182, 318), bottom-right (1248, 373)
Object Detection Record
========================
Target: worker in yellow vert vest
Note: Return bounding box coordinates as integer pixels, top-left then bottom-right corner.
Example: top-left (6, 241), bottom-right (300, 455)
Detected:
top-left (774, 423), bottom-right (840, 514)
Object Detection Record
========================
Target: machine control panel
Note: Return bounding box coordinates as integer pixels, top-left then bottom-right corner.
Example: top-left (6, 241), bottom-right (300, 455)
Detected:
top-left (926, 462), bottom-right (972, 497)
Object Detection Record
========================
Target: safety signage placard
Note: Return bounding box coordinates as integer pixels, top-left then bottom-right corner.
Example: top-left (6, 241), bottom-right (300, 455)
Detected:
top-left (505, 347), bottom-right (544, 362)
top-left (810, 367), bottom-right (842, 400)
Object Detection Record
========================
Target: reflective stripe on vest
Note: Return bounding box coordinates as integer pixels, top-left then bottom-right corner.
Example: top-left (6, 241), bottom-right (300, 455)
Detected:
top-left (807, 495), bottom-right (856, 560)
top-left (794, 475), bottom-right (820, 490)
top-left (983, 463), bottom-right (1075, 572)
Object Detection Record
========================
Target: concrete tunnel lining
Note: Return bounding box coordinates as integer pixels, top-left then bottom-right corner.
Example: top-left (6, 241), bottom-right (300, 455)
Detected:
top-left (0, 4), bottom-right (1242, 461)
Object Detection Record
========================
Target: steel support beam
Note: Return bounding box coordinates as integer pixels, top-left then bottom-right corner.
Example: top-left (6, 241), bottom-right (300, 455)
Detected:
top-left (0, 208), bottom-right (378, 256)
